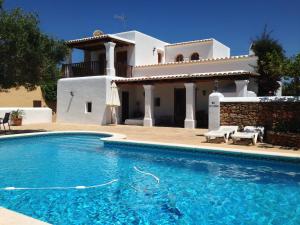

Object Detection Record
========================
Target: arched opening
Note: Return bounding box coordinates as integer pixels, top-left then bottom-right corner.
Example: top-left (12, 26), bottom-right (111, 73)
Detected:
top-left (175, 54), bottom-right (184, 62)
top-left (190, 52), bottom-right (199, 61)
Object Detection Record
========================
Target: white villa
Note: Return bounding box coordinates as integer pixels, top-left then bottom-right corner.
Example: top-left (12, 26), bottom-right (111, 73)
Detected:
top-left (57, 30), bottom-right (259, 128)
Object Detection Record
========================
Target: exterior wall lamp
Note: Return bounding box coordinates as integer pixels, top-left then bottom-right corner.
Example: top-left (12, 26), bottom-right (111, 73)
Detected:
top-left (153, 47), bottom-right (156, 55)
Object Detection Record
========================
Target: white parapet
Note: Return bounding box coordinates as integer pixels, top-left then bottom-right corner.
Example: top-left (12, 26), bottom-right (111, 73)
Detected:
top-left (0, 108), bottom-right (52, 124)
top-left (220, 96), bottom-right (300, 103)
top-left (208, 92), bottom-right (224, 131)
top-left (57, 76), bottom-right (113, 125)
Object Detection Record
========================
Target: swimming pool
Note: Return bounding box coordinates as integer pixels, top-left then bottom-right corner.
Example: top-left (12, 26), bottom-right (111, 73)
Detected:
top-left (0, 132), bottom-right (299, 224)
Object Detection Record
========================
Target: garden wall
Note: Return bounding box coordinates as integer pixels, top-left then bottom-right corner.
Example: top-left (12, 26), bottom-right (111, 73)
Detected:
top-left (220, 99), bottom-right (300, 129)
top-left (218, 96), bottom-right (300, 147)
top-left (0, 107), bottom-right (52, 124)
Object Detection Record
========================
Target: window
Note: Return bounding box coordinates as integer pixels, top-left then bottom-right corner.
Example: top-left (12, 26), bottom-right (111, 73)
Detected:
top-left (175, 54), bottom-right (184, 62)
top-left (191, 52), bottom-right (199, 61)
top-left (154, 97), bottom-right (160, 107)
top-left (86, 102), bottom-right (92, 113)
top-left (33, 100), bottom-right (42, 107)
top-left (158, 52), bottom-right (162, 63)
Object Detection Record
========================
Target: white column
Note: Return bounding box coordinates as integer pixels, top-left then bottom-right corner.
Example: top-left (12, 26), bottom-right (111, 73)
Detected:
top-left (184, 83), bottom-right (196, 129)
top-left (65, 48), bottom-right (73, 77)
top-left (104, 42), bottom-right (116, 76)
top-left (208, 92), bottom-right (224, 131)
top-left (276, 81), bottom-right (282, 97)
top-left (143, 85), bottom-right (154, 127)
top-left (235, 80), bottom-right (249, 97)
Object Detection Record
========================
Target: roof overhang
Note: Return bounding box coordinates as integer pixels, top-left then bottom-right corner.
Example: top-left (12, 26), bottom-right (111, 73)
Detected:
top-left (114, 70), bottom-right (259, 85)
top-left (65, 34), bottom-right (135, 50)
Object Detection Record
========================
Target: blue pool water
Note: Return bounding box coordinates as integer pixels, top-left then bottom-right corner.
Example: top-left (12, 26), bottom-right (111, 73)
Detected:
top-left (0, 133), bottom-right (300, 225)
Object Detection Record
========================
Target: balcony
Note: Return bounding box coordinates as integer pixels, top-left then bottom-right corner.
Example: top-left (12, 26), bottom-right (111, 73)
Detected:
top-left (62, 61), bottom-right (132, 78)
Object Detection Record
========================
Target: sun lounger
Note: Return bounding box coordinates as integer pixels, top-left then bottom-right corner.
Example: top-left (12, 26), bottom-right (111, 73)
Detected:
top-left (232, 132), bottom-right (259, 145)
top-left (232, 126), bottom-right (264, 145)
top-left (244, 126), bottom-right (265, 142)
top-left (204, 126), bottom-right (238, 143)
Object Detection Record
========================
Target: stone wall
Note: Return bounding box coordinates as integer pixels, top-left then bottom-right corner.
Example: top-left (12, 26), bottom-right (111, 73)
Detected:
top-left (266, 131), bottom-right (300, 148)
top-left (220, 101), bottom-right (300, 130)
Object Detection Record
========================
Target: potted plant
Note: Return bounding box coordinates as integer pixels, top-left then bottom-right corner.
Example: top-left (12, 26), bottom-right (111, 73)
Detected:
top-left (11, 109), bottom-right (25, 126)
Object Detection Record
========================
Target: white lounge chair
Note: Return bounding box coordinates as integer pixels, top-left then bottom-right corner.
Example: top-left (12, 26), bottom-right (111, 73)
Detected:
top-left (232, 126), bottom-right (264, 145)
top-left (204, 126), bottom-right (239, 143)
top-left (244, 126), bottom-right (265, 142)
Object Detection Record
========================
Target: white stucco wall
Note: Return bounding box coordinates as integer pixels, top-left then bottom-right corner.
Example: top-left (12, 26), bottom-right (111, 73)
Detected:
top-left (115, 31), bottom-right (169, 66)
top-left (133, 56), bottom-right (257, 77)
top-left (0, 108), bottom-right (52, 124)
top-left (165, 39), bottom-right (230, 63)
top-left (57, 76), bottom-right (113, 125)
top-left (213, 39), bottom-right (230, 58)
top-left (165, 41), bottom-right (214, 62)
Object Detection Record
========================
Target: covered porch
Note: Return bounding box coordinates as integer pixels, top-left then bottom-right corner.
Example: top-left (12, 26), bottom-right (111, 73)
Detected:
top-left (62, 34), bottom-right (135, 78)
top-left (114, 71), bottom-right (258, 128)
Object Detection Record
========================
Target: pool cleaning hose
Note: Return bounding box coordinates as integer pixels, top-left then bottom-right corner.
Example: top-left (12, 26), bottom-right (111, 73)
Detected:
top-left (133, 166), bottom-right (160, 184)
top-left (1, 167), bottom-right (159, 191)
top-left (0, 179), bottom-right (118, 191)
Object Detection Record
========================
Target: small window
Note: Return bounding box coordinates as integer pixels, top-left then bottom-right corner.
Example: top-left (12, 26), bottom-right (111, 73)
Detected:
top-left (33, 100), bottom-right (42, 107)
top-left (175, 54), bottom-right (184, 62)
top-left (86, 102), bottom-right (92, 113)
top-left (191, 52), bottom-right (199, 61)
top-left (158, 52), bottom-right (162, 63)
top-left (154, 97), bottom-right (160, 107)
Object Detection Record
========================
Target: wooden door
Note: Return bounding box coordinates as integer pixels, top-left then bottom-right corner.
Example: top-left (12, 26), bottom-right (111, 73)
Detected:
top-left (121, 91), bottom-right (129, 123)
top-left (174, 89), bottom-right (186, 127)
top-left (116, 51), bottom-right (128, 77)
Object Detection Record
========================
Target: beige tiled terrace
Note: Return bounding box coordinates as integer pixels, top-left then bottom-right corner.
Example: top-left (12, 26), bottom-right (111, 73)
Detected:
top-left (0, 207), bottom-right (50, 225)
top-left (1, 123), bottom-right (299, 156)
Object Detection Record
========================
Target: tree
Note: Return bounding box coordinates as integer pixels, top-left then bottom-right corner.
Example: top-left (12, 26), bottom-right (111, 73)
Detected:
top-left (0, 1), bottom-right (67, 90)
top-left (0, 0), bottom-right (3, 11)
top-left (283, 53), bottom-right (300, 96)
top-left (251, 26), bottom-right (286, 96)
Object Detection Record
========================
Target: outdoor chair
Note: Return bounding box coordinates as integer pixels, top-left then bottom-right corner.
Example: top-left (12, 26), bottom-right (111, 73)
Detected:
top-left (232, 126), bottom-right (265, 145)
top-left (0, 112), bottom-right (11, 134)
top-left (204, 126), bottom-right (239, 143)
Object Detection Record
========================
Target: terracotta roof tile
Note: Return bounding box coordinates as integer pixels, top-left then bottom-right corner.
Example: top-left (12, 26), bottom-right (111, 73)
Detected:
top-left (113, 70), bottom-right (259, 83)
top-left (134, 55), bottom-right (256, 68)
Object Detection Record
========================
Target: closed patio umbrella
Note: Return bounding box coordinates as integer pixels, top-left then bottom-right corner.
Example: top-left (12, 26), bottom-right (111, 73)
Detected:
top-left (106, 82), bottom-right (120, 125)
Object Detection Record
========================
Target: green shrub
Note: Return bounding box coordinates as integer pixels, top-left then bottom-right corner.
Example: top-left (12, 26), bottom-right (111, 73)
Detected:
top-left (41, 81), bottom-right (57, 102)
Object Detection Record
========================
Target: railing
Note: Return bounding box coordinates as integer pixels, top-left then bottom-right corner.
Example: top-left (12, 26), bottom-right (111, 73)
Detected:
top-left (62, 61), bottom-right (103, 77)
top-left (62, 61), bottom-right (133, 78)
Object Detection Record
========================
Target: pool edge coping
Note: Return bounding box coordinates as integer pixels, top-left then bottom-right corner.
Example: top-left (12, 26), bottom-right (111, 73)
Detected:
top-left (0, 207), bottom-right (51, 225)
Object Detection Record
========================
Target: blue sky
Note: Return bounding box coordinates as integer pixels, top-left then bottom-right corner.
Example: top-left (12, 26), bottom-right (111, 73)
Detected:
top-left (5, 0), bottom-right (300, 62)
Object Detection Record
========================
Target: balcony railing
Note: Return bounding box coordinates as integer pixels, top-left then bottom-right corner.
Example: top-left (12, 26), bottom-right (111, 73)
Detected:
top-left (62, 61), bottom-right (133, 78)
top-left (62, 61), bottom-right (102, 77)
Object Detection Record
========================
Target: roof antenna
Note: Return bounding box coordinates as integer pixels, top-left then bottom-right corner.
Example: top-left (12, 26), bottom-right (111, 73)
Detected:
top-left (114, 14), bottom-right (127, 30)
